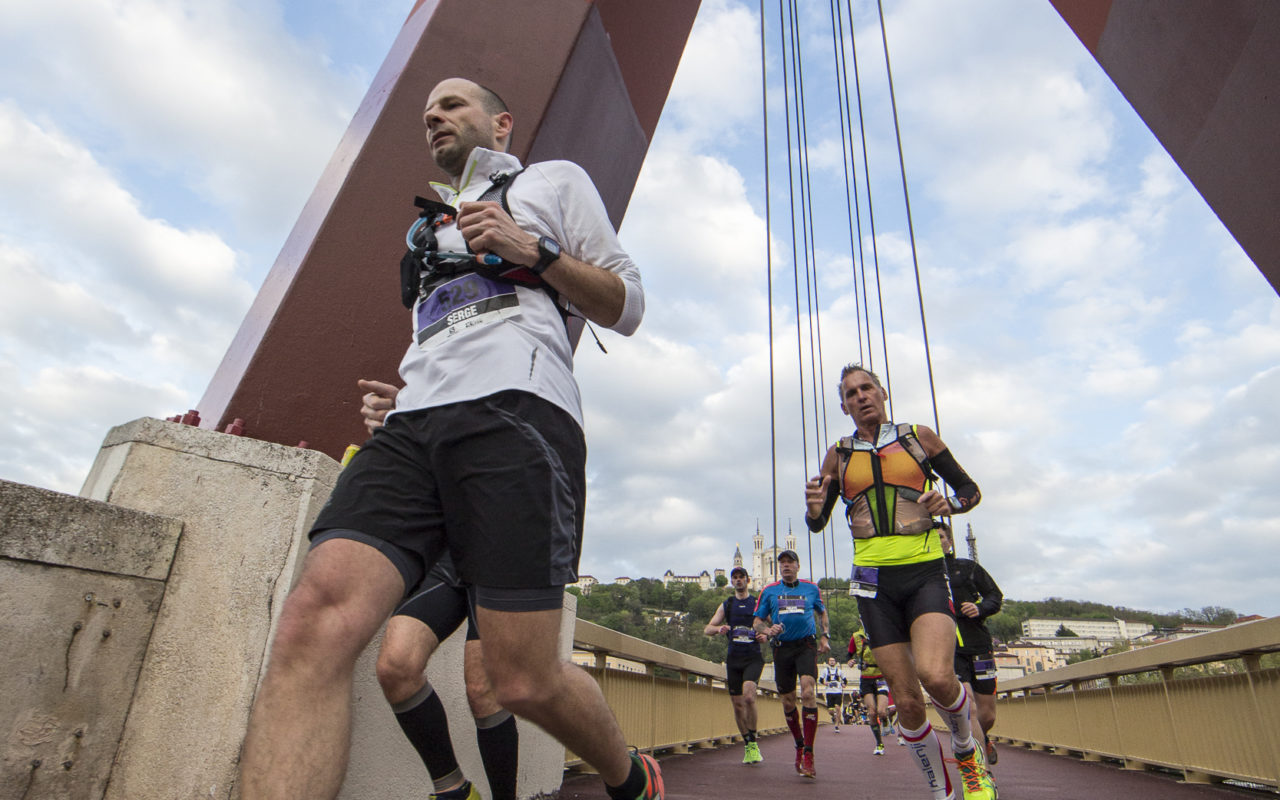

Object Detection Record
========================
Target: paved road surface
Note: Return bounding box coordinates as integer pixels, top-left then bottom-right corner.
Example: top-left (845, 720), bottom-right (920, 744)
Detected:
top-left (558, 727), bottom-right (1267, 799)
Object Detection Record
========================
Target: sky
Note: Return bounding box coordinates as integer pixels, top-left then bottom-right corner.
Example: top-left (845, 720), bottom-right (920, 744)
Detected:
top-left (2, 0), bottom-right (1277, 618)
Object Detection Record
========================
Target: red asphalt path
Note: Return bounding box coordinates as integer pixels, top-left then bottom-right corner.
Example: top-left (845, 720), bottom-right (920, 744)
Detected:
top-left (559, 725), bottom-right (1269, 799)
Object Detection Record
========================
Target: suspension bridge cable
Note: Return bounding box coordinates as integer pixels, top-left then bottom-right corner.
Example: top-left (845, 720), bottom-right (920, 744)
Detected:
top-left (829, 0), bottom-right (868, 368)
top-left (785, 0), bottom-right (833, 582)
top-left (876, 0), bottom-right (941, 432)
top-left (845, 0), bottom-right (894, 412)
top-left (759, 0), bottom-right (779, 583)
top-left (777, 0), bottom-right (816, 581)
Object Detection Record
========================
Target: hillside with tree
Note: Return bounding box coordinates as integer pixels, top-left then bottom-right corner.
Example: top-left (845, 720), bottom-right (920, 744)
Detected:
top-left (569, 578), bottom-right (1244, 665)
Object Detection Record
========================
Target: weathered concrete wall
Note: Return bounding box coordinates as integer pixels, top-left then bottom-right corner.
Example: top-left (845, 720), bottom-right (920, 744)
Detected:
top-left (79, 417), bottom-right (339, 800)
top-left (4, 418), bottom-right (572, 799)
top-left (0, 480), bottom-right (180, 799)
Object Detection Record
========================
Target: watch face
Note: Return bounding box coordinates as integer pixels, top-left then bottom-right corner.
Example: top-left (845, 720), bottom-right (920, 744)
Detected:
top-left (535, 236), bottom-right (560, 273)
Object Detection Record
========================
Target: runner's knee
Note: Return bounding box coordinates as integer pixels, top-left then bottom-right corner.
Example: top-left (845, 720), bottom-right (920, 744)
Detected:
top-left (375, 647), bottom-right (426, 703)
top-left (465, 669), bottom-right (502, 717)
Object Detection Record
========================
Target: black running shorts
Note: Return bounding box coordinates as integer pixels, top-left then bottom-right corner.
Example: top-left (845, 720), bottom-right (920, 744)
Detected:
top-left (772, 637), bottom-right (818, 695)
top-left (824, 691), bottom-right (843, 708)
top-left (854, 558), bottom-right (955, 647)
top-left (390, 555), bottom-right (479, 641)
top-left (725, 651), bottom-right (765, 696)
top-left (859, 676), bottom-right (888, 697)
top-left (310, 390), bottom-right (586, 611)
top-left (955, 651), bottom-right (998, 695)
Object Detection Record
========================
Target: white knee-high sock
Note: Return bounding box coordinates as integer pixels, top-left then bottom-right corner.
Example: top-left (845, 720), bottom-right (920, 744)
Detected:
top-left (899, 719), bottom-right (953, 800)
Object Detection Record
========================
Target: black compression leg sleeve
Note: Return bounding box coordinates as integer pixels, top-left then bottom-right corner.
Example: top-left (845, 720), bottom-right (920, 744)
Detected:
top-left (392, 682), bottom-right (463, 791)
top-left (476, 710), bottom-right (519, 800)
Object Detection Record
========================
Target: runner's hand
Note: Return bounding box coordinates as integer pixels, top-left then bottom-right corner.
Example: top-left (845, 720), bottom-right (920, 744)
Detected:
top-left (917, 489), bottom-right (951, 516)
top-left (805, 475), bottom-right (831, 518)
top-left (358, 379), bottom-right (400, 434)
top-left (456, 200), bottom-right (538, 267)
top-left (959, 601), bottom-right (980, 618)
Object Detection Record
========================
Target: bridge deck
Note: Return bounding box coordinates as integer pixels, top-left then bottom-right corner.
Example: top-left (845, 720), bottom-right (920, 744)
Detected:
top-left (559, 726), bottom-right (1265, 799)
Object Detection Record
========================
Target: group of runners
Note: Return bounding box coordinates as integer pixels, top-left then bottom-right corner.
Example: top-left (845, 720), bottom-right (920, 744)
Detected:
top-left (704, 364), bottom-right (1005, 800)
top-left (234, 70), bottom-right (1006, 800)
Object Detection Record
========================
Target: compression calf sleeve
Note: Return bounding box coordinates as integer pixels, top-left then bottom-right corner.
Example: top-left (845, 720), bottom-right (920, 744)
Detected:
top-left (870, 719), bottom-right (883, 745)
top-left (899, 720), bottom-right (952, 800)
top-left (932, 682), bottom-right (976, 754)
top-left (801, 707), bottom-right (818, 748)
top-left (391, 681), bottom-right (463, 792)
top-left (784, 707), bottom-right (803, 747)
top-left (476, 709), bottom-right (519, 800)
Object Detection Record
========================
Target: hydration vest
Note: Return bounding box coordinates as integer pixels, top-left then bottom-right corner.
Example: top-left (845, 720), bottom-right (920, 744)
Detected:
top-left (836, 423), bottom-right (938, 539)
top-left (399, 169), bottom-right (553, 309)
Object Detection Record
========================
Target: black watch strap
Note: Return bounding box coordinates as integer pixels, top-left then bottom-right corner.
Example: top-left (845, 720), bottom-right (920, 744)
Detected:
top-left (532, 236), bottom-right (561, 274)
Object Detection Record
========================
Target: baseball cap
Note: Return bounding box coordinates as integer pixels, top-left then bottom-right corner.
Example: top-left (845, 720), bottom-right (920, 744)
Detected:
top-left (778, 549), bottom-right (799, 562)
top-left (730, 566), bottom-right (749, 577)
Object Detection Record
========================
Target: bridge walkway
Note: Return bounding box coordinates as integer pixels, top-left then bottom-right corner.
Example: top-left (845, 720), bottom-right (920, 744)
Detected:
top-left (559, 726), bottom-right (1266, 799)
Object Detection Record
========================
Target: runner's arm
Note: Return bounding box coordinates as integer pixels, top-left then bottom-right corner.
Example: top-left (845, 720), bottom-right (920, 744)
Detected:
top-left (704, 603), bottom-right (729, 636)
top-left (805, 445), bottom-right (841, 530)
top-left (915, 426), bottom-right (981, 515)
top-left (972, 563), bottom-right (1003, 618)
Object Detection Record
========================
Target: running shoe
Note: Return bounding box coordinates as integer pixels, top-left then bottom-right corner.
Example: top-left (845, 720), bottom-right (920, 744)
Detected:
top-left (800, 749), bottom-right (816, 778)
top-left (794, 746), bottom-right (804, 774)
top-left (429, 782), bottom-right (481, 800)
top-left (986, 739), bottom-right (998, 765)
top-left (951, 744), bottom-right (997, 800)
top-left (898, 737), bottom-right (907, 746)
top-left (874, 744), bottom-right (885, 756)
top-left (834, 725), bottom-right (840, 732)
top-left (630, 752), bottom-right (665, 800)
top-left (742, 741), bottom-right (763, 765)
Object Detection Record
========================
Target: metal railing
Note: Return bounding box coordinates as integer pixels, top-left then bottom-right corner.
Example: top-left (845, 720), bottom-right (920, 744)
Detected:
top-left (991, 615), bottom-right (1280, 788)
top-left (568, 619), bottom-right (789, 765)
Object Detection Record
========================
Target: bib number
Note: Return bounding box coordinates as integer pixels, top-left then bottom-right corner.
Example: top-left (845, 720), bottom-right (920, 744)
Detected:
top-left (973, 657), bottom-right (997, 681)
top-left (777, 595), bottom-right (805, 615)
top-left (849, 565), bottom-right (879, 599)
top-left (415, 272), bottom-right (520, 349)
top-left (731, 626), bottom-right (755, 644)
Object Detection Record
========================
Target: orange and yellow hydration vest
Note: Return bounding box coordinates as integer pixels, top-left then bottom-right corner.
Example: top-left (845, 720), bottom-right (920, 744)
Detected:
top-left (837, 423), bottom-right (945, 568)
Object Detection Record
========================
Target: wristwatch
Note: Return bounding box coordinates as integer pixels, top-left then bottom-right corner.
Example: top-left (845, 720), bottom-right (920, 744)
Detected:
top-left (531, 236), bottom-right (561, 274)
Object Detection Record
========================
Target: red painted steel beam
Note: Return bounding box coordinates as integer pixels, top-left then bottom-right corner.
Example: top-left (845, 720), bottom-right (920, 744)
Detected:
top-left (198, 0), bottom-right (700, 456)
top-left (1050, 0), bottom-right (1280, 293)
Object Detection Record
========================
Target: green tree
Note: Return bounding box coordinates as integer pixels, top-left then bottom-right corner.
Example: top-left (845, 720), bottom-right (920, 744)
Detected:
top-left (1055, 624), bottom-right (1077, 637)
top-left (715, 574), bottom-right (728, 588)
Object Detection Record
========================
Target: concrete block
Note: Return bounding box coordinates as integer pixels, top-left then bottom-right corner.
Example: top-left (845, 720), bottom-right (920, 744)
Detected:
top-left (0, 479), bottom-right (182, 580)
top-left (78, 417), bottom-right (340, 800)
top-left (0, 560), bottom-right (164, 799)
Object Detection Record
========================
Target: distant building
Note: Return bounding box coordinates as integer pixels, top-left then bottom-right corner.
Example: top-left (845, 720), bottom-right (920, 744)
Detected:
top-left (613, 576), bottom-right (632, 585)
top-left (1020, 636), bottom-right (1107, 655)
top-left (570, 575), bottom-right (598, 595)
top-left (749, 523), bottom-right (798, 591)
top-left (662, 569), bottom-right (713, 590)
top-left (1003, 642), bottom-right (1067, 673)
top-left (1020, 617), bottom-right (1153, 641)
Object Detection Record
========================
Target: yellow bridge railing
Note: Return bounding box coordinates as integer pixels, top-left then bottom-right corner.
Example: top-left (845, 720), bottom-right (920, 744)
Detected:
top-left (991, 615), bottom-right (1280, 789)
top-left (567, 619), bottom-right (789, 765)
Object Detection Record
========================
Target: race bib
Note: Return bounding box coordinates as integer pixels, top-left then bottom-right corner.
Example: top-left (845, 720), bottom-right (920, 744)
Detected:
top-left (415, 272), bottom-right (520, 349)
top-left (731, 626), bottom-right (755, 644)
top-left (973, 657), bottom-right (998, 681)
top-left (849, 565), bottom-right (879, 599)
top-left (777, 595), bottom-right (805, 615)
